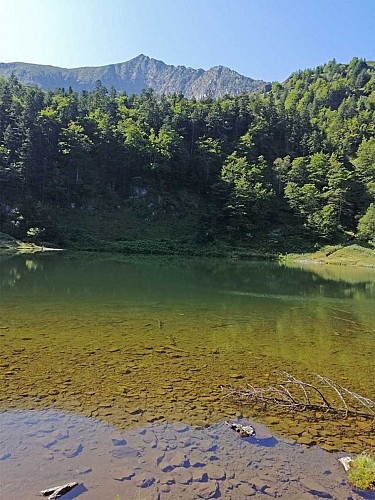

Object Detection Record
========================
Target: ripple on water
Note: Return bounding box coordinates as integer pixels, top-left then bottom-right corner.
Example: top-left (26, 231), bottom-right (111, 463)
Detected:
top-left (0, 409), bottom-right (368, 500)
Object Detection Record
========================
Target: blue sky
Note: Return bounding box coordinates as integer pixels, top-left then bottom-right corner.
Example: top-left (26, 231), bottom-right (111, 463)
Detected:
top-left (1, 0), bottom-right (374, 81)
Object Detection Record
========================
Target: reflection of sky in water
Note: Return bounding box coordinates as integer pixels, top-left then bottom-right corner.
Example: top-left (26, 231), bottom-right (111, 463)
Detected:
top-left (0, 409), bottom-right (358, 500)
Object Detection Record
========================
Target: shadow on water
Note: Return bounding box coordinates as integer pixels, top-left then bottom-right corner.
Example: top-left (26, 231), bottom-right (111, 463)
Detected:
top-left (0, 409), bottom-right (367, 500)
top-left (59, 484), bottom-right (88, 499)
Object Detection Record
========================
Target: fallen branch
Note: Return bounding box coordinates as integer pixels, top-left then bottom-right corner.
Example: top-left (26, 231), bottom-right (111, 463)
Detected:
top-left (40, 482), bottom-right (78, 499)
top-left (226, 372), bottom-right (375, 419)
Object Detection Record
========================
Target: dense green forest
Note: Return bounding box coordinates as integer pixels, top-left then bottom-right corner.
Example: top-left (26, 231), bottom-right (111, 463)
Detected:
top-left (0, 57), bottom-right (374, 253)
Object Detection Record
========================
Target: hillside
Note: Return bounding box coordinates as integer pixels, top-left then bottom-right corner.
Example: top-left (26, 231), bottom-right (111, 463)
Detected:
top-left (0, 57), bottom-right (374, 259)
top-left (0, 54), bottom-right (269, 99)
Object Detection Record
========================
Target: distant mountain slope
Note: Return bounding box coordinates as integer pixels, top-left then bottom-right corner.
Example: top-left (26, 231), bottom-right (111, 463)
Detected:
top-left (0, 54), bottom-right (269, 98)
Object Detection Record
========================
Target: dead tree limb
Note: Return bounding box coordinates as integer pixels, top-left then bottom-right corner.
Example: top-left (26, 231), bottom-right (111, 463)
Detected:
top-left (225, 372), bottom-right (375, 419)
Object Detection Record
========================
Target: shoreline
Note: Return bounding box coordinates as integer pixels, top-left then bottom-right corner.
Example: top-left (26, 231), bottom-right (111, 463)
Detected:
top-left (1, 232), bottom-right (374, 267)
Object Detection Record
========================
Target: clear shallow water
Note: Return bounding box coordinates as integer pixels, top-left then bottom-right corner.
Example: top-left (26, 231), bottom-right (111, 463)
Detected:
top-left (0, 409), bottom-right (370, 500)
top-left (0, 253), bottom-right (374, 453)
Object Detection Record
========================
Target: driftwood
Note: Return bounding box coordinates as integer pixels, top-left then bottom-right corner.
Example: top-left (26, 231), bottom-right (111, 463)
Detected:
top-left (40, 482), bottom-right (78, 499)
top-left (226, 372), bottom-right (375, 419)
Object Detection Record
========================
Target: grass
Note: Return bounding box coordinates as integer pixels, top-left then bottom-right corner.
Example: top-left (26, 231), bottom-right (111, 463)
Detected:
top-left (281, 244), bottom-right (375, 268)
top-left (348, 451), bottom-right (375, 491)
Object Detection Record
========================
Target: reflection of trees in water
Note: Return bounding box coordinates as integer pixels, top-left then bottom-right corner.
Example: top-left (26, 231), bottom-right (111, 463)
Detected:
top-left (0, 265), bottom-right (22, 287)
top-left (0, 255), bottom-right (374, 303)
top-left (283, 262), bottom-right (375, 295)
top-left (1, 257), bottom-right (43, 288)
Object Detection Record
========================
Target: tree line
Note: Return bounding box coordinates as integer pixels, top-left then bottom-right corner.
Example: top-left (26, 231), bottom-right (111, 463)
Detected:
top-left (0, 57), bottom-right (374, 249)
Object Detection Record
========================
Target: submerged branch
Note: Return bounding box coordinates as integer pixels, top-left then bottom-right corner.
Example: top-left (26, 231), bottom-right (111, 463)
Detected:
top-left (226, 372), bottom-right (375, 419)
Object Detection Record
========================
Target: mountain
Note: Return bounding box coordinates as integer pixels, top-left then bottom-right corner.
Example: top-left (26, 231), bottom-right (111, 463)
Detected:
top-left (0, 54), bottom-right (270, 98)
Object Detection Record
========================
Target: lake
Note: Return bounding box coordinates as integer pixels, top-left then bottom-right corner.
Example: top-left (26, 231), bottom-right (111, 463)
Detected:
top-left (0, 253), bottom-right (374, 455)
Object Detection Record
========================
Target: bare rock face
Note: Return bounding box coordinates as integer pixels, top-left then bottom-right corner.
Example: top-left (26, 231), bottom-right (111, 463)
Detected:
top-left (0, 55), bottom-right (270, 98)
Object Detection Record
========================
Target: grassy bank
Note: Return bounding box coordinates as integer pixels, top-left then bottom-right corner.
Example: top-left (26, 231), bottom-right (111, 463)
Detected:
top-left (281, 244), bottom-right (375, 268)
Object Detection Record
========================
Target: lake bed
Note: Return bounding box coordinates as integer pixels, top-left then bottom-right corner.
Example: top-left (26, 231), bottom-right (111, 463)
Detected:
top-left (0, 254), bottom-right (374, 459)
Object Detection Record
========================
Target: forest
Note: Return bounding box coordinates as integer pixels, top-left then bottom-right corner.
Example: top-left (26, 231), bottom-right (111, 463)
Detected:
top-left (0, 57), bottom-right (374, 253)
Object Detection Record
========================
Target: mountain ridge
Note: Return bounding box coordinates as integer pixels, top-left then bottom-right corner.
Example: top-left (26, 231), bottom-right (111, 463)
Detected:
top-left (0, 54), bottom-right (270, 98)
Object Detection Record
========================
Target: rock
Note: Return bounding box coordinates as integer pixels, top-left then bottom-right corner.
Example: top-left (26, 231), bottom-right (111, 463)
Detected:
top-left (140, 449), bottom-right (165, 466)
top-left (251, 478), bottom-right (271, 492)
top-left (300, 478), bottom-right (333, 498)
top-left (298, 435), bottom-right (316, 446)
top-left (198, 439), bottom-right (216, 452)
top-left (134, 474), bottom-right (156, 488)
top-left (160, 484), bottom-right (171, 493)
top-left (226, 421), bottom-right (255, 437)
top-left (111, 437), bottom-right (127, 446)
top-left (111, 446), bottom-right (140, 459)
top-left (169, 451), bottom-right (188, 467)
top-left (192, 469), bottom-right (209, 482)
top-left (289, 425), bottom-right (305, 436)
top-left (160, 475), bottom-right (175, 485)
top-left (238, 482), bottom-right (257, 496)
top-left (205, 464), bottom-right (226, 480)
top-left (63, 443), bottom-right (83, 458)
top-left (189, 454), bottom-right (206, 468)
top-left (174, 424), bottom-right (189, 432)
top-left (112, 466), bottom-right (136, 481)
top-left (172, 468), bottom-right (193, 484)
top-left (193, 480), bottom-right (220, 499)
top-left (159, 461), bottom-right (174, 473)
top-left (264, 486), bottom-right (280, 497)
top-left (77, 467), bottom-right (92, 475)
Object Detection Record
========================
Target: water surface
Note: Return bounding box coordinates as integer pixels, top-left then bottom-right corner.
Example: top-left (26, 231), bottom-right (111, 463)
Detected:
top-left (0, 253), bottom-right (374, 452)
top-left (0, 409), bottom-right (365, 499)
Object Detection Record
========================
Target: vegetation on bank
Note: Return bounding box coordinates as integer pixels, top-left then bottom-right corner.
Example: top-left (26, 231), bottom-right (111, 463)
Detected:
top-left (0, 231), bottom-right (43, 254)
top-left (281, 244), bottom-right (375, 267)
top-left (348, 451), bottom-right (375, 491)
top-left (0, 231), bottom-right (62, 255)
top-left (0, 57), bottom-right (374, 255)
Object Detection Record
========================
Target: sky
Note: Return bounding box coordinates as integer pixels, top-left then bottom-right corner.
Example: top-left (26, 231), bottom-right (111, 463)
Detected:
top-left (0, 0), bottom-right (374, 82)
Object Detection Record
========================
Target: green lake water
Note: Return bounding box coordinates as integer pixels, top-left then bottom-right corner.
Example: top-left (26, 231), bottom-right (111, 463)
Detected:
top-left (0, 253), bottom-right (374, 452)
